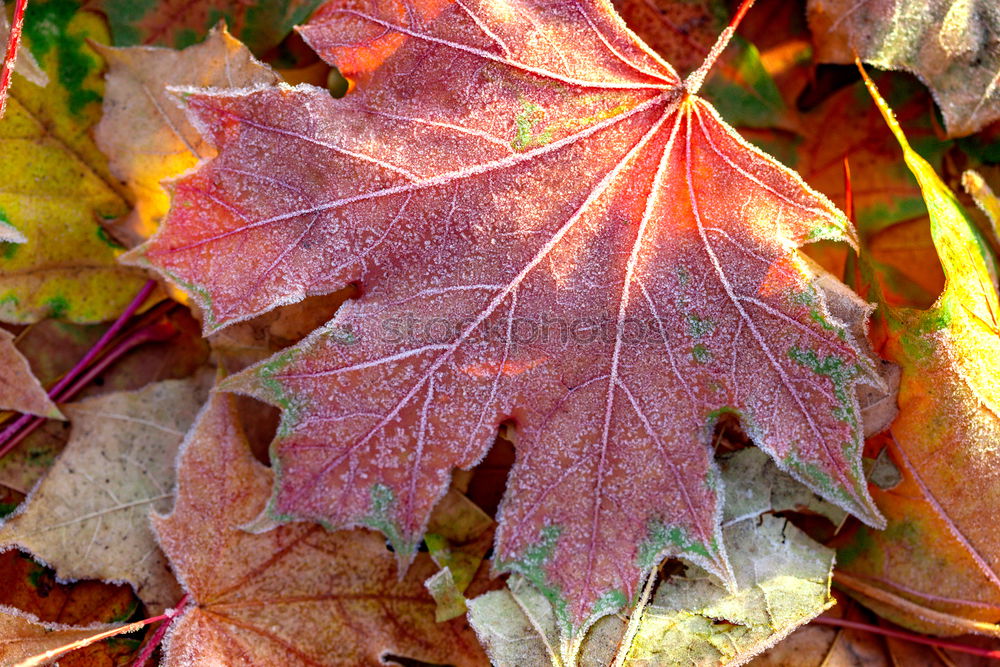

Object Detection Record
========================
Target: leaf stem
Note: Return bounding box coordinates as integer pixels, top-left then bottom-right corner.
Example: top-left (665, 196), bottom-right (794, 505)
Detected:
top-left (130, 593), bottom-right (192, 667)
top-left (0, 319), bottom-right (176, 459)
top-left (13, 594), bottom-right (191, 667)
top-left (813, 616), bottom-right (1000, 659)
top-left (0, 280), bottom-right (158, 457)
top-left (683, 0), bottom-right (755, 95)
top-left (842, 156), bottom-right (863, 291)
top-left (842, 157), bottom-right (854, 223)
top-left (0, 0), bottom-right (28, 118)
top-left (49, 280), bottom-right (158, 399)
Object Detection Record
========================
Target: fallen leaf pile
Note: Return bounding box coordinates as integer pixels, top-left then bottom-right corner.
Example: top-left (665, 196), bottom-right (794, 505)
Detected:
top-left (0, 0), bottom-right (998, 665)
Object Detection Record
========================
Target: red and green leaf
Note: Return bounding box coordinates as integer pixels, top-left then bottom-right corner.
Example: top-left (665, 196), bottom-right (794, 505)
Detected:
top-left (130, 0), bottom-right (885, 634)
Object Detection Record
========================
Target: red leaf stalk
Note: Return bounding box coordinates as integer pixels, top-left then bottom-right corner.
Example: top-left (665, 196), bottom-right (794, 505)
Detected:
top-left (842, 157), bottom-right (854, 223)
top-left (814, 616), bottom-right (1000, 659)
top-left (0, 0), bottom-right (29, 118)
top-left (131, 593), bottom-right (191, 667)
top-left (0, 280), bottom-right (158, 456)
top-left (684, 0), bottom-right (755, 95)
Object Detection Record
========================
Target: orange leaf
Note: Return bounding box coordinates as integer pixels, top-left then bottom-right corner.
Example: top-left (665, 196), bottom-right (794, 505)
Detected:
top-left (835, 67), bottom-right (1000, 638)
top-left (153, 390), bottom-right (488, 666)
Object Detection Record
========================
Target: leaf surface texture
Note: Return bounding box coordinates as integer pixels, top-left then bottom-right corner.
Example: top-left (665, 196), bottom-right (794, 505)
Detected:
top-left (133, 0), bottom-right (885, 631)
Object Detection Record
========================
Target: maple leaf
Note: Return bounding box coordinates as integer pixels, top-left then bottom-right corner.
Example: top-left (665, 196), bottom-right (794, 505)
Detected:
top-left (128, 0), bottom-right (885, 632)
top-left (833, 69), bottom-right (1000, 638)
top-left (808, 0), bottom-right (1000, 137)
top-left (621, 1), bottom-right (956, 307)
top-left (153, 390), bottom-right (489, 666)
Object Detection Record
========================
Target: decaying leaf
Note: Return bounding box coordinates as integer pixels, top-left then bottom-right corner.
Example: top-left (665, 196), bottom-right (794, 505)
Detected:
top-left (835, 69), bottom-right (1000, 637)
top-left (0, 329), bottom-right (62, 419)
top-left (749, 605), bottom-right (892, 667)
top-left (0, 308), bottom-right (210, 495)
top-left (93, 25), bottom-right (279, 247)
top-left (718, 446), bottom-right (847, 526)
top-left (808, 0), bottom-right (1000, 137)
top-left (92, 0), bottom-right (325, 54)
top-left (836, 439), bottom-right (1000, 638)
top-left (467, 574), bottom-right (628, 667)
top-left (625, 447), bottom-right (838, 666)
top-left (0, 376), bottom-right (212, 614)
top-left (0, 0), bottom-right (149, 323)
top-left (865, 217), bottom-right (948, 309)
top-left (0, 549), bottom-right (139, 626)
top-left (154, 390), bottom-right (488, 666)
top-left (468, 447), bottom-right (838, 665)
top-left (0, 549), bottom-right (141, 665)
top-left (624, 512), bottom-right (834, 666)
top-left (423, 487), bottom-right (495, 621)
top-left (791, 75), bottom-right (951, 238)
top-left (129, 0), bottom-right (885, 636)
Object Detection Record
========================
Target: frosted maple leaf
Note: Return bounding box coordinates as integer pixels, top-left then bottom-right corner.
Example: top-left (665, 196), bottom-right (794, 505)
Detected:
top-left (127, 0), bottom-right (885, 637)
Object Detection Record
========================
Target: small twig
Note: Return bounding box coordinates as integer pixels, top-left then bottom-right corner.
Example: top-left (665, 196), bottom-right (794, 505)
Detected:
top-left (684, 0), bottom-right (755, 95)
top-left (813, 616), bottom-right (1000, 659)
top-left (130, 593), bottom-right (192, 667)
top-left (0, 319), bottom-right (175, 459)
top-left (0, 280), bottom-right (157, 456)
top-left (0, 0), bottom-right (29, 117)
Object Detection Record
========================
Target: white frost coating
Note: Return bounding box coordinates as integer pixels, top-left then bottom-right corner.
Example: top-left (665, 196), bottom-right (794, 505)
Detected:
top-left (138, 0), bottom-right (885, 644)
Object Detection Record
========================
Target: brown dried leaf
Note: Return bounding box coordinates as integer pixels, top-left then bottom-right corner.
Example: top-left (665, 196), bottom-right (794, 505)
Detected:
top-left (0, 376), bottom-right (212, 614)
top-left (154, 391), bottom-right (488, 666)
top-left (93, 25), bottom-right (279, 247)
top-left (808, 0), bottom-right (1000, 137)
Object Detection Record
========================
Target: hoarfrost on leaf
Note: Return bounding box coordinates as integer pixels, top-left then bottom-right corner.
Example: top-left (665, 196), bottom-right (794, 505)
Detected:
top-left (132, 0), bottom-right (885, 638)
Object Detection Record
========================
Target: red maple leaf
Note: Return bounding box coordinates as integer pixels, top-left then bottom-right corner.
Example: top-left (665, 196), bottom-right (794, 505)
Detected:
top-left (127, 0), bottom-right (885, 632)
